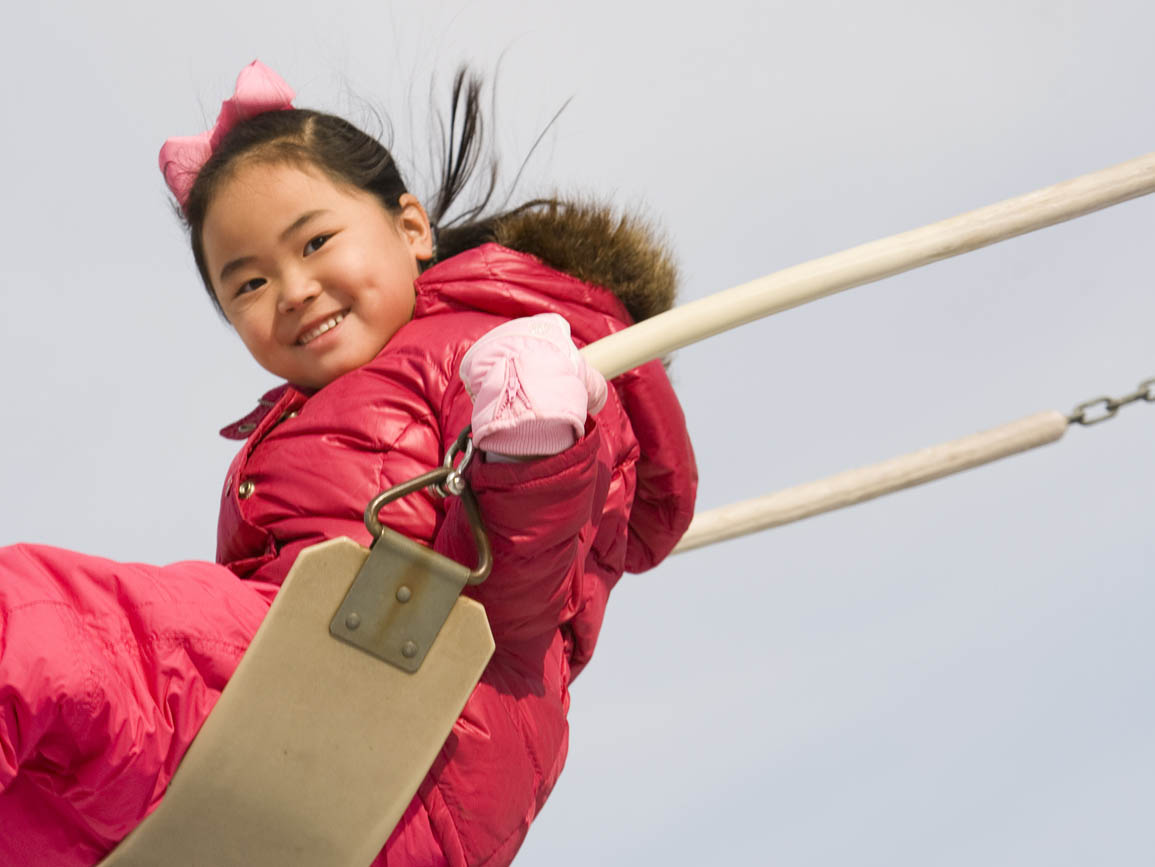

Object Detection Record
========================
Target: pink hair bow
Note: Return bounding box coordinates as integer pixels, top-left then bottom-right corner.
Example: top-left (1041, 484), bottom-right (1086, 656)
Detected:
top-left (159, 60), bottom-right (296, 208)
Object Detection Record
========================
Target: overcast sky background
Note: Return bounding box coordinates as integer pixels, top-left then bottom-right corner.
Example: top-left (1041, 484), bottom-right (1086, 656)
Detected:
top-left (2, 2), bottom-right (1153, 864)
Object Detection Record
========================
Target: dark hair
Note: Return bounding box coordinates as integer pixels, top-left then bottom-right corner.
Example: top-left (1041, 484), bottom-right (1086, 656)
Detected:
top-left (183, 69), bottom-right (535, 313)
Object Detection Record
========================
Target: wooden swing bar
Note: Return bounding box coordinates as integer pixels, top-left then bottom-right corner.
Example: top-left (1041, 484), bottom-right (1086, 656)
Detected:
top-left (583, 150), bottom-right (1155, 378)
top-left (673, 411), bottom-right (1069, 553)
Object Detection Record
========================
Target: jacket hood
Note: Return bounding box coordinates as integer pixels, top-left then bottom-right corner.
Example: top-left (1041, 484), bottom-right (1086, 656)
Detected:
top-left (414, 243), bottom-right (637, 346)
top-left (422, 200), bottom-right (678, 325)
top-left (493, 201), bottom-right (678, 324)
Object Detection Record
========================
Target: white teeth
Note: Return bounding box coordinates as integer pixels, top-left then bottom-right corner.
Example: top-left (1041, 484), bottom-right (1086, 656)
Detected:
top-left (298, 312), bottom-right (346, 345)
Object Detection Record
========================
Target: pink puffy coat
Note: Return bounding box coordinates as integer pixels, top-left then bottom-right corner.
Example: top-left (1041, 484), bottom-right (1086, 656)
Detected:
top-left (0, 243), bottom-right (697, 865)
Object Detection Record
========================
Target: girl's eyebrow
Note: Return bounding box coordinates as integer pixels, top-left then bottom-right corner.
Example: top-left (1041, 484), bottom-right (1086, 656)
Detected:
top-left (218, 210), bottom-right (331, 283)
top-left (279, 209), bottom-right (329, 242)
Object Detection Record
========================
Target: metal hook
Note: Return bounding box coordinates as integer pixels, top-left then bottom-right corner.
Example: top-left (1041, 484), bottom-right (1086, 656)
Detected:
top-left (434, 427), bottom-right (475, 498)
top-left (362, 426), bottom-right (491, 584)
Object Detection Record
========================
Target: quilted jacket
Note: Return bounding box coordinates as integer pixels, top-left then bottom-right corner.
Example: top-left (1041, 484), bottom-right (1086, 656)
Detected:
top-left (0, 243), bottom-right (696, 865)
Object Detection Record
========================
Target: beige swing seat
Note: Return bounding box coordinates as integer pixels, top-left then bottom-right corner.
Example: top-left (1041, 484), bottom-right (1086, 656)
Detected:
top-left (101, 536), bottom-right (494, 867)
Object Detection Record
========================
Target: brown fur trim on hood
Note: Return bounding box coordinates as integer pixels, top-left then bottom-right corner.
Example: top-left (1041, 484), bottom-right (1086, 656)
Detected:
top-left (493, 200), bottom-right (678, 324)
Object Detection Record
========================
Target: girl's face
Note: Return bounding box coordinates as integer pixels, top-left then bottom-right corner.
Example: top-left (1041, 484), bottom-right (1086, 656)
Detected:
top-left (201, 161), bottom-right (433, 390)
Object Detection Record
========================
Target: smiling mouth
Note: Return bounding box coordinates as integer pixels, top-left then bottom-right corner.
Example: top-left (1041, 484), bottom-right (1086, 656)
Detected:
top-left (297, 311), bottom-right (348, 345)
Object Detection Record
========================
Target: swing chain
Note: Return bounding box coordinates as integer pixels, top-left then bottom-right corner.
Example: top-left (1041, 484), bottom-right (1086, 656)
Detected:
top-left (1067, 378), bottom-right (1155, 427)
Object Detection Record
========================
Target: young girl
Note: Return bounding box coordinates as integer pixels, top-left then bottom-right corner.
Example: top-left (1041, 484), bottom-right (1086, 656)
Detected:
top-left (0, 60), bottom-right (695, 865)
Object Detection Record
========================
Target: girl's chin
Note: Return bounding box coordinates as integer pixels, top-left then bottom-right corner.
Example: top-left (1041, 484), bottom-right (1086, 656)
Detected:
top-left (291, 352), bottom-right (381, 391)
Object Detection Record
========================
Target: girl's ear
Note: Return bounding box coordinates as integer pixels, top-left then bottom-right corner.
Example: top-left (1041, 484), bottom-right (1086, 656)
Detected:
top-left (396, 193), bottom-right (434, 261)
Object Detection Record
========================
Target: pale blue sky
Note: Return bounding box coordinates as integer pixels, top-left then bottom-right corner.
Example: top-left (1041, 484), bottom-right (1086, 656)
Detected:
top-left (2, 2), bottom-right (1153, 864)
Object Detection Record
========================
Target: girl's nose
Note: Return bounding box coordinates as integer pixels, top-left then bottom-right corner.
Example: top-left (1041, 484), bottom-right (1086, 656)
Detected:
top-left (277, 276), bottom-right (321, 313)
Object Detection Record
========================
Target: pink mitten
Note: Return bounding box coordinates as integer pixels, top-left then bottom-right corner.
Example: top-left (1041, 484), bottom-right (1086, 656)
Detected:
top-left (460, 313), bottom-right (608, 457)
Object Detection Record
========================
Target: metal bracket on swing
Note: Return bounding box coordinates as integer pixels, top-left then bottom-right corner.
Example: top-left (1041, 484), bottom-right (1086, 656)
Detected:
top-left (330, 429), bottom-right (492, 673)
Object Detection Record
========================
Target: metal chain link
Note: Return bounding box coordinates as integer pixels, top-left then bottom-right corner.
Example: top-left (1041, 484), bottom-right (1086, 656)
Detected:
top-left (433, 426), bottom-right (475, 497)
top-left (1067, 377), bottom-right (1155, 426)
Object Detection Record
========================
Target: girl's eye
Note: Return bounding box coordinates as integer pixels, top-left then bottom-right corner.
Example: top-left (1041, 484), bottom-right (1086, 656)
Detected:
top-left (236, 277), bottom-right (266, 297)
top-left (304, 234), bottom-right (331, 255)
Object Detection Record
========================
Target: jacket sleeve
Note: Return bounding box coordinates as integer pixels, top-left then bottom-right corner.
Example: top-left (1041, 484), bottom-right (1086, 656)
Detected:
top-left (614, 359), bottom-right (698, 572)
top-left (431, 374), bottom-right (609, 648)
